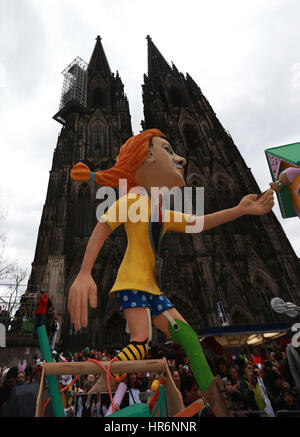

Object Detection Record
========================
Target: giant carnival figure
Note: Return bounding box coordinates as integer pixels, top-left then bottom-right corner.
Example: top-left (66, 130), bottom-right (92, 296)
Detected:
top-left (68, 128), bottom-right (274, 413)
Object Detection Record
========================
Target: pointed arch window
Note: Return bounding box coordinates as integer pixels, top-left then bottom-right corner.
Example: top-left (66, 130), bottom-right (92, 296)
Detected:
top-left (89, 120), bottom-right (106, 150)
top-left (93, 87), bottom-right (109, 108)
top-left (212, 171), bottom-right (236, 209)
top-left (183, 125), bottom-right (199, 150)
top-left (92, 129), bottom-right (104, 147)
top-left (251, 270), bottom-right (278, 319)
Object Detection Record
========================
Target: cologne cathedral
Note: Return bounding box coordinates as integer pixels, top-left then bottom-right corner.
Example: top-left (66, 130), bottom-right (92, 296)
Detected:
top-left (27, 36), bottom-right (300, 351)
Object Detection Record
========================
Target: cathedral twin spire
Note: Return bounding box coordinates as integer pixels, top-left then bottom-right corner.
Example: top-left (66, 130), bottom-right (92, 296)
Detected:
top-left (88, 35), bottom-right (112, 80)
top-left (146, 35), bottom-right (173, 77)
top-left (89, 34), bottom-right (174, 80)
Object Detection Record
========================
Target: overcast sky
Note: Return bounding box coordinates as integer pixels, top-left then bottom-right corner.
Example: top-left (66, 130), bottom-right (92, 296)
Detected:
top-left (0, 0), bottom-right (299, 290)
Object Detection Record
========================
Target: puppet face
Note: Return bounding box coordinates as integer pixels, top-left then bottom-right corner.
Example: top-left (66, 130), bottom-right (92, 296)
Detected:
top-left (135, 136), bottom-right (186, 190)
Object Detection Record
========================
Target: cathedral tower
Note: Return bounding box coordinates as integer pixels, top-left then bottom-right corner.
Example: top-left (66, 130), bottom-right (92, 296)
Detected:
top-left (28, 37), bottom-right (132, 350)
top-left (142, 36), bottom-right (300, 335)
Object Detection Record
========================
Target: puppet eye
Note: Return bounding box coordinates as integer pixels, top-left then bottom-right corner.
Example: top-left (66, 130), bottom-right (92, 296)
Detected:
top-left (164, 147), bottom-right (173, 155)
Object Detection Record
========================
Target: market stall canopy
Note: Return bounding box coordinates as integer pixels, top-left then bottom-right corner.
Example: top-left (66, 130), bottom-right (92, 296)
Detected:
top-left (197, 322), bottom-right (292, 347)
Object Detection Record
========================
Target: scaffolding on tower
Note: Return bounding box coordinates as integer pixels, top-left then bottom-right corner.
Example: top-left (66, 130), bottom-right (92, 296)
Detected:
top-left (53, 56), bottom-right (88, 125)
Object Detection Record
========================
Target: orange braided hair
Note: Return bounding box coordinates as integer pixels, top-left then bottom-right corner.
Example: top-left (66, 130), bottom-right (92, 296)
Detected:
top-left (70, 128), bottom-right (165, 191)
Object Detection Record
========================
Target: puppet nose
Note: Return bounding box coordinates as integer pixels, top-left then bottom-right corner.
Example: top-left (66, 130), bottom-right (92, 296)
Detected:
top-left (174, 155), bottom-right (186, 167)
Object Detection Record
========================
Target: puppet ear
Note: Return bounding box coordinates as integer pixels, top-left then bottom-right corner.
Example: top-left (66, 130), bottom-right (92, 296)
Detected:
top-left (70, 162), bottom-right (91, 181)
top-left (144, 147), bottom-right (155, 162)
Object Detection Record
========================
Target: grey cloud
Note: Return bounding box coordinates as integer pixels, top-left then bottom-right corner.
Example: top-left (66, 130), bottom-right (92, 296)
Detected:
top-left (0, 1), bottom-right (47, 102)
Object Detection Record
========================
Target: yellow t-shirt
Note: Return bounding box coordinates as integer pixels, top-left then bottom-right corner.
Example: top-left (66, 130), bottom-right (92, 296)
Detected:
top-left (100, 193), bottom-right (192, 296)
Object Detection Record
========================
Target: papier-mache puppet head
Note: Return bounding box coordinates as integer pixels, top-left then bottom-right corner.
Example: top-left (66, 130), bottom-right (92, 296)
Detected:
top-left (70, 128), bottom-right (187, 192)
top-left (266, 143), bottom-right (300, 218)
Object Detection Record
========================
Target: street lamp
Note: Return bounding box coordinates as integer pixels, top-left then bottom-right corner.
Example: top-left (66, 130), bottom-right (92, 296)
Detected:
top-left (271, 297), bottom-right (300, 318)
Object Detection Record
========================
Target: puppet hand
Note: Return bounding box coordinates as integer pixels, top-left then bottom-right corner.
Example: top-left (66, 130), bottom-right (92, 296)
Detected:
top-left (70, 162), bottom-right (91, 182)
top-left (68, 272), bottom-right (98, 331)
top-left (238, 189), bottom-right (274, 215)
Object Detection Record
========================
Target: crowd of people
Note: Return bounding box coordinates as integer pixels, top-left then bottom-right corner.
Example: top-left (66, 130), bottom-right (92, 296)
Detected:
top-left (1, 336), bottom-right (300, 417)
top-left (1, 288), bottom-right (299, 417)
top-left (0, 289), bottom-right (59, 338)
top-left (0, 291), bottom-right (36, 334)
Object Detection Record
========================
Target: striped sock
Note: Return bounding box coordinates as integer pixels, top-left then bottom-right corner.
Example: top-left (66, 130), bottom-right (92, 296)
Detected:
top-left (114, 340), bottom-right (148, 382)
top-left (116, 340), bottom-right (148, 362)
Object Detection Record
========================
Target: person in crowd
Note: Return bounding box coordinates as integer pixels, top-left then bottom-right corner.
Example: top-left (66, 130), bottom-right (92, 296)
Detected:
top-left (33, 365), bottom-right (43, 384)
top-left (24, 366), bottom-right (34, 384)
top-left (240, 361), bottom-right (275, 416)
top-left (262, 360), bottom-right (273, 384)
top-left (251, 347), bottom-right (263, 369)
top-left (60, 374), bottom-right (74, 408)
top-left (215, 357), bottom-right (229, 379)
top-left (20, 290), bottom-right (29, 306)
top-left (16, 371), bottom-right (25, 385)
top-left (280, 355), bottom-right (296, 390)
top-left (265, 370), bottom-right (290, 410)
top-left (177, 363), bottom-right (185, 377)
top-left (22, 310), bottom-right (28, 322)
top-left (228, 364), bottom-right (241, 391)
top-left (273, 351), bottom-right (285, 370)
top-left (66, 352), bottom-right (74, 362)
top-left (0, 383), bottom-right (10, 415)
top-left (35, 290), bottom-right (53, 329)
top-left (12, 307), bottom-right (23, 333)
top-left (180, 374), bottom-right (215, 417)
top-left (171, 368), bottom-right (181, 391)
top-left (222, 377), bottom-right (234, 402)
top-left (277, 388), bottom-right (300, 416)
top-left (18, 360), bottom-right (27, 374)
top-left (84, 347), bottom-right (91, 359)
top-left (46, 303), bottom-right (55, 337)
top-left (5, 367), bottom-right (18, 391)
top-left (101, 352), bottom-right (107, 361)
top-left (49, 312), bottom-right (59, 350)
top-left (127, 373), bottom-right (142, 405)
top-left (0, 310), bottom-right (10, 329)
top-left (240, 362), bottom-right (263, 411)
top-left (136, 372), bottom-right (149, 392)
top-left (168, 358), bottom-right (176, 369)
top-left (271, 363), bottom-right (281, 375)
top-left (231, 389), bottom-right (247, 417)
top-left (180, 374), bottom-right (201, 407)
top-left (84, 374), bottom-right (96, 392)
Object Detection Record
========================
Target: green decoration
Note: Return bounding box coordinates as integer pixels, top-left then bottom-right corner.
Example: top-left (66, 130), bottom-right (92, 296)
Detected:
top-left (37, 325), bottom-right (65, 417)
top-left (168, 319), bottom-right (213, 392)
top-left (109, 402), bottom-right (150, 417)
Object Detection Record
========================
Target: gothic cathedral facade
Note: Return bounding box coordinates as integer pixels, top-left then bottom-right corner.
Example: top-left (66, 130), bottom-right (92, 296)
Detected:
top-left (28, 36), bottom-right (300, 351)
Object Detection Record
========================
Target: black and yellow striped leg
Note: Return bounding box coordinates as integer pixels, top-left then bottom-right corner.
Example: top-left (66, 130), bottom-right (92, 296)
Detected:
top-left (113, 339), bottom-right (149, 382)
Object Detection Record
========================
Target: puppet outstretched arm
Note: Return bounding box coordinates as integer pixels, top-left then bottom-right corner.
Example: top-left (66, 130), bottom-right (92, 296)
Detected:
top-left (68, 221), bottom-right (111, 331)
top-left (186, 189), bottom-right (274, 233)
